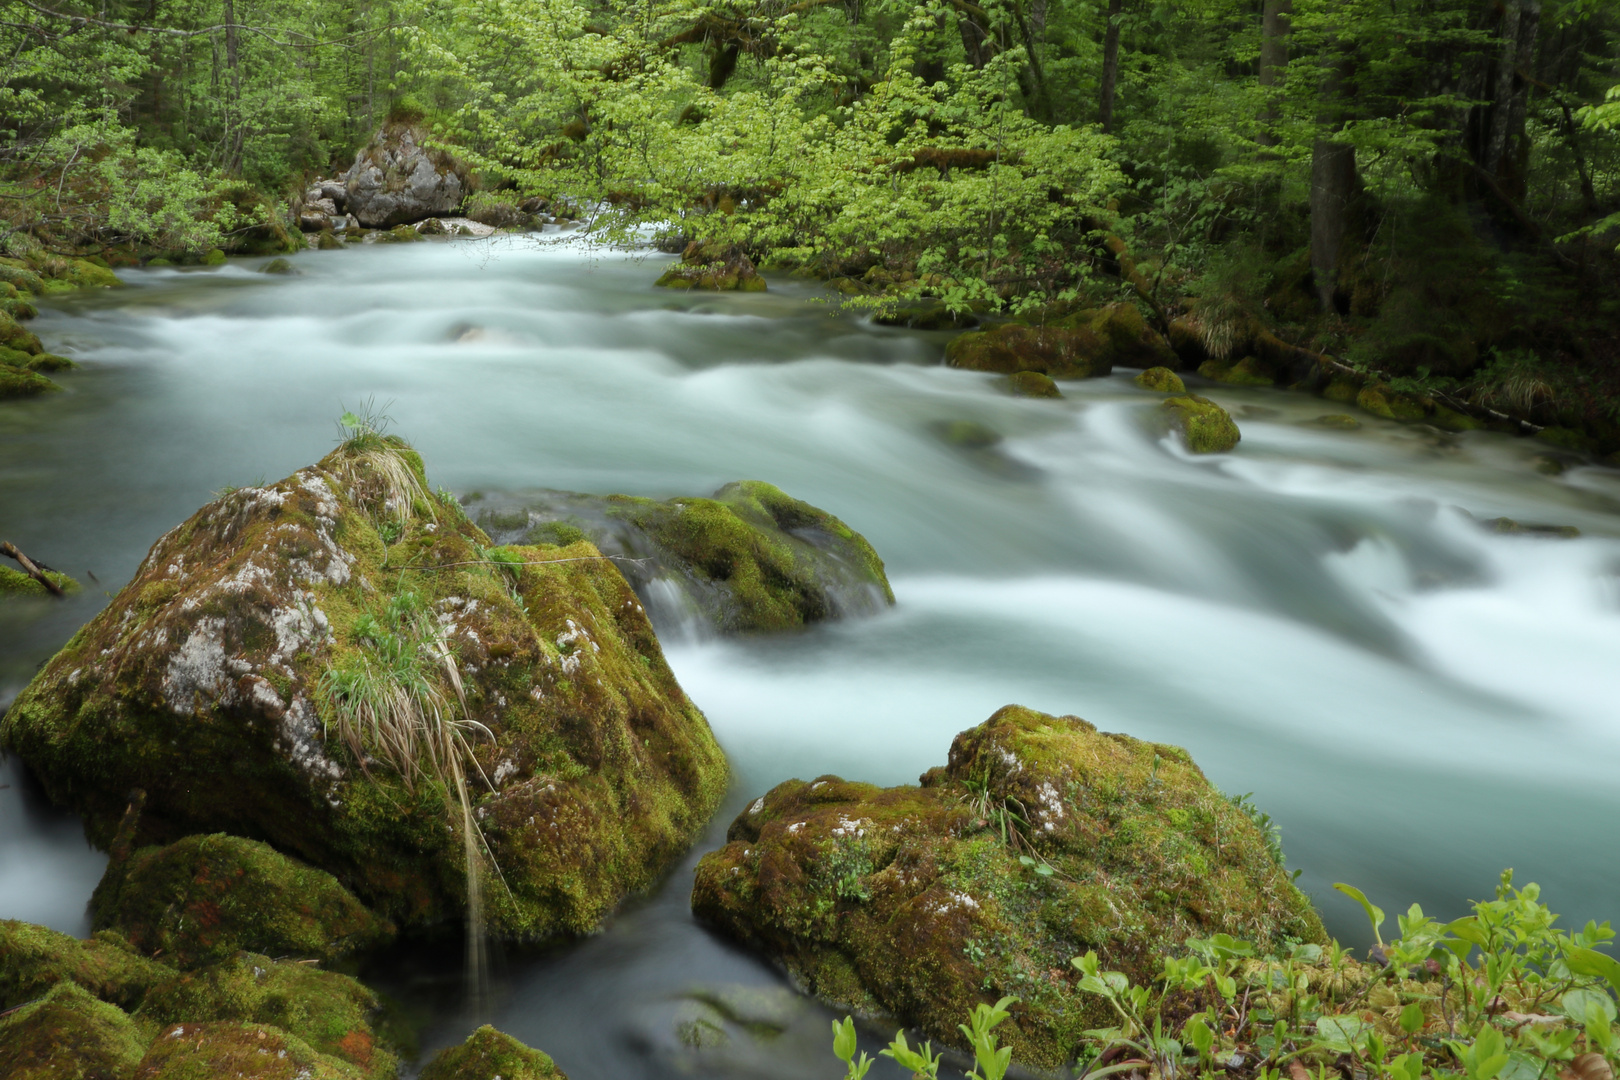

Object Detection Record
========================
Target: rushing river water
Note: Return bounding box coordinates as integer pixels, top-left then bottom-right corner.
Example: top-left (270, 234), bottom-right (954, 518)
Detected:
top-left (3, 237), bottom-right (1619, 1077)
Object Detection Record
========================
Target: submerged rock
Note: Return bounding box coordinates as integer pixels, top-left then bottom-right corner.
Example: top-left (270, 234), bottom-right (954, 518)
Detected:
top-left (1306, 414), bottom-right (1361, 430)
top-left (344, 116), bottom-right (470, 228)
top-left (473, 481), bottom-right (892, 636)
top-left (691, 705), bottom-right (1325, 1069)
top-left (420, 1026), bottom-right (566, 1080)
top-left (655, 241), bottom-right (767, 292)
top-left (1, 435), bottom-right (728, 940)
top-left (93, 833), bottom-right (392, 968)
top-left (1162, 394), bottom-right (1241, 453)
top-left (1134, 366), bottom-right (1185, 394)
top-left (0, 981), bottom-right (149, 1080)
top-left (1006, 371), bottom-right (1062, 398)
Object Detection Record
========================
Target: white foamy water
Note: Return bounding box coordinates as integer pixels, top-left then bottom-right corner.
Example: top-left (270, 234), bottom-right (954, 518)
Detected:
top-left (2, 237), bottom-right (1616, 1077)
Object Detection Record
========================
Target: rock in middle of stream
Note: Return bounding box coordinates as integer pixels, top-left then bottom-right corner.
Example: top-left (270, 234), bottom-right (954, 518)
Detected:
top-left (0, 433), bottom-right (728, 939)
top-left (468, 481), bottom-right (894, 638)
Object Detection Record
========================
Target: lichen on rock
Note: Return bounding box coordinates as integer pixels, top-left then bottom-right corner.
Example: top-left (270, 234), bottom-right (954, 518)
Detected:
top-left (419, 1025), bottom-right (566, 1080)
top-left (690, 705), bottom-right (1325, 1070)
top-left (1162, 394), bottom-right (1241, 454)
top-left (1, 431), bottom-right (728, 941)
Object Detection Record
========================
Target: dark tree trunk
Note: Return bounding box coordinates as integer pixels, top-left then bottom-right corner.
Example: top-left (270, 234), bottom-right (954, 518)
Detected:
top-left (1256, 0), bottom-right (1290, 147)
top-left (1309, 46), bottom-right (1357, 314)
top-left (1098, 0), bottom-right (1123, 133)
top-left (1483, 0), bottom-right (1540, 200)
top-left (709, 43), bottom-right (740, 89)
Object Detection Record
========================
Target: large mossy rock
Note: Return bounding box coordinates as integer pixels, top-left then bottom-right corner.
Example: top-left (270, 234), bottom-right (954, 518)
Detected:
top-left (344, 116), bottom-right (470, 228)
top-left (473, 480), bottom-right (892, 636)
top-left (133, 1021), bottom-right (363, 1080)
top-left (691, 705), bottom-right (1325, 1069)
top-left (1052, 303), bottom-right (1177, 369)
top-left (0, 920), bottom-right (169, 1011)
top-left (92, 834), bottom-right (392, 968)
top-left (0, 981), bottom-right (150, 1080)
top-left (946, 324), bottom-right (1111, 379)
top-left (1, 437), bottom-right (728, 939)
top-left (419, 1026), bottom-right (567, 1080)
top-left (1162, 394), bottom-right (1241, 454)
top-left (655, 241), bottom-right (767, 292)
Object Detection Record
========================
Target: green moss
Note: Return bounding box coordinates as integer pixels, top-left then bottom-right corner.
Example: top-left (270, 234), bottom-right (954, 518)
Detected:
top-left (655, 241), bottom-right (766, 291)
top-left (1053, 304), bottom-right (1177, 369)
top-left (692, 705), bottom-right (1325, 1070)
top-left (317, 232), bottom-right (344, 251)
top-left (133, 1020), bottom-right (362, 1079)
top-left (1006, 371), bottom-right (1062, 398)
top-left (0, 310), bottom-right (42, 354)
top-left (946, 324), bottom-right (1110, 379)
top-left (201, 249), bottom-right (227, 266)
top-left (136, 952), bottom-right (396, 1076)
top-left (261, 258), bottom-right (298, 275)
top-left (0, 565), bottom-right (79, 594)
top-left (62, 259), bottom-right (121, 289)
top-left (0, 260), bottom-right (46, 295)
top-left (1, 442), bottom-right (728, 943)
top-left (934, 420), bottom-right (1002, 449)
top-left (1321, 377), bottom-right (1363, 404)
top-left (24, 353), bottom-right (77, 372)
top-left (1535, 426), bottom-right (1596, 453)
top-left (1161, 394), bottom-right (1241, 453)
top-left (1134, 367), bottom-right (1185, 394)
top-left (1429, 405), bottom-right (1485, 432)
top-left (3, 296), bottom-right (40, 320)
top-left (0, 920), bottom-right (171, 1011)
top-left (1305, 414), bottom-right (1361, 431)
top-left (0, 367), bottom-right (58, 399)
top-left (419, 1025), bottom-right (566, 1080)
top-left (1198, 355), bottom-right (1276, 387)
top-left (0, 980), bottom-right (151, 1080)
top-left (146, 258), bottom-right (174, 267)
top-left (92, 833), bottom-right (392, 968)
top-left (1355, 384), bottom-right (1428, 422)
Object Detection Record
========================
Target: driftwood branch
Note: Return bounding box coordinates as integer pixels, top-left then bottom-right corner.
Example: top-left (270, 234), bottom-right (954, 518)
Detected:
top-left (1, 540), bottom-right (65, 596)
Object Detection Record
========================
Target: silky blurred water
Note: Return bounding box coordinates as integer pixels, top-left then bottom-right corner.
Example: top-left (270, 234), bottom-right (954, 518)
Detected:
top-left (2, 237), bottom-right (1617, 1077)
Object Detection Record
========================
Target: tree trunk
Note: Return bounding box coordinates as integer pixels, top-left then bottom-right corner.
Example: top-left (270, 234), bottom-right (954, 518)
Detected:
top-left (1309, 46), bottom-right (1357, 314)
top-left (1256, 0), bottom-right (1290, 147)
top-left (1482, 0), bottom-right (1541, 203)
top-left (1098, 0), bottom-right (1124, 133)
top-left (223, 0), bottom-right (242, 174)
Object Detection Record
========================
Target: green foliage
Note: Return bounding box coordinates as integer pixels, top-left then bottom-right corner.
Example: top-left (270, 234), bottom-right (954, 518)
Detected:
top-left (832, 1016), bottom-right (873, 1080)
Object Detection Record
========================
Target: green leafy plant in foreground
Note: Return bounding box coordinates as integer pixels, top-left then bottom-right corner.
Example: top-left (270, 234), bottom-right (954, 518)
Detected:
top-left (829, 873), bottom-right (1619, 1080)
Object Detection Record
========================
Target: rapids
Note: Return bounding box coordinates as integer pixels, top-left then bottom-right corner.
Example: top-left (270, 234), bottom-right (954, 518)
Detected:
top-left (2, 237), bottom-right (1618, 1077)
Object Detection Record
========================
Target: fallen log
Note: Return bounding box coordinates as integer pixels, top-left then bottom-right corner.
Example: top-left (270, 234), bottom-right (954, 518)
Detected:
top-left (1, 541), bottom-right (65, 597)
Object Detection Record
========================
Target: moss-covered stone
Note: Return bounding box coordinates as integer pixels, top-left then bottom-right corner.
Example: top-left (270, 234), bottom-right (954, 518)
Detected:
top-left (0, 259), bottom-right (47, 295)
top-left (201, 250), bottom-right (227, 267)
top-left (0, 920), bottom-right (170, 1011)
top-left (1053, 303), bottom-right (1176, 369)
top-left (1162, 394), bottom-right (1241, 453)
top-left (0, 565), bottom-right (79, 595)
top-left (656, 241), bottom-right (766, 292)
top-left (419, 1026), bottom-right (566, 1080)
top-left (1198, 355), bottom-right (1276, 387)
top-left (691, 705), bottom-right (1325, 1070)
top-left (21, 352), bottom-right (76, 372)
top-left (1134, 367), bottom-right (1185, 394)
top-left (1429, 405), bottom-right (1485, 432)
top-left (1355, 384), bottom-right (1428, 422)
top-left (933, 419), bottom-right (1002, 450)
top-left (946, 324), bottom-right (1110, 379)
top-left (1535, 426), bottom-right (1596, 453)
top-left (3, 296), bottom-right (40, 320)
top-left (63, 259), bottom-right (121, 289)
top-left (1321, 376), bottom-right (1363, 404)
top-left (135, 953), bottom-right (396, 1076)
top-left (1, 438), bottom-right (728, 941)
top-left (132, 1021), bottom-right (361, 1080)
top-left (476, 481), bottom-right (893, 636)
top-left (317, 232), bottom-right (344, 251)
top-left (0, 310), bottom-right (43, 354)
top-left (260, 258), bottom-right (298, 275)
top-left (0, 980), bottom-right (150, 1080)
top-left (92, 834), bottom-right (392, 968)
top-left (1006, 371), bottom-right (1062, 398)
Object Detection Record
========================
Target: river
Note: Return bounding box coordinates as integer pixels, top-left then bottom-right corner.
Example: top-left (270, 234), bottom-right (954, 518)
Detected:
top-left (2, 236), bottom-right (1618, 1077)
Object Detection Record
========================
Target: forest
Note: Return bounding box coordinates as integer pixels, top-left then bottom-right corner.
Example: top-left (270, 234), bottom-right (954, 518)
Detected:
top-left (1, 0), bottom-right (1619, 445)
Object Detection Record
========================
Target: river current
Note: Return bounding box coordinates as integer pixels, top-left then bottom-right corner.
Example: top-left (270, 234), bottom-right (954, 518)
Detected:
top-left (2, 237), bottom-right (1618, 1077)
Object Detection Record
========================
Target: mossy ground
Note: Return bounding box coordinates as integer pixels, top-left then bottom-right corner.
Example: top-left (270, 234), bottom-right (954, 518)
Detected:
top-left (92, 833), bottom-right (392, 967)
top-left (691, 705), bottom-right (1323, 1069)
top-left (0, 437), bottom-right (728, 941)
top-left (419, 1025), bottom-right (566, 1080)
top-left (1162, 395), bottom-right (1241, 454)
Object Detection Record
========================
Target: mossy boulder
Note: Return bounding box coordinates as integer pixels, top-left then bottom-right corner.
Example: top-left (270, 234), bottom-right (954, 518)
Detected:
top-left (419, 1026), bottom-right (566, 1080)
top-left (1198, 355), bottom-right (1277, 387)
top-left (135, 952), bottom-right (395, 1076)
top-left (691, 705), bottom-right (1325, 1069)
top-left (260, 258), bottom-right (298, 275)
top-left (0, 437), bottom-right (728, 940)
top-left (946, 324), bottom-right (1110, 379)
top-left (0, 310), bottom-right (43, 354)
top-left (1134, 367), bottom-right (1185, 394)
top-left (1052, 303), bottom-right (1177, 369)
top-left (0, 920), bottom-right (170, 1011)
top-left (92, 834), bottom-right (392, 968)
top-left (1162, 394), bottom-right (1241, 454)
top-left (1006, 371), bottom-right (1062, 398)
top-left (473, 480), bottom-right (892, 636)
top-left (344, 116), bottom-right (470, 229)
top-left (1356, 384), bottom-right (1428, 422)
top-left (1429, 405), bottom-right (1485, 432)
top-left (201, 249), bottom-right (227, 267)
top-left (656, 241), bottom-right (767, 292)
top-left (133, 1021), bottom-right (362, 1080)
top-left (62, 259), bottom-right (121, 289)
top-left (0, 981), bottom-right (150, 1080)
top-left (1321, 376), bottom-right (1363, 405)
top-left (317, 232), bottom-right (344, 251)
top-left (0, 259), bottom-right (47, 295)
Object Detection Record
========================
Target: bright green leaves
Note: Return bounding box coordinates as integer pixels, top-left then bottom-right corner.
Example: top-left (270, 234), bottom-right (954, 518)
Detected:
top-left (958, 996), bottom-right (1017, 1080)
top-left (1334, 882), bottom-right (1386, 947)
top-left (832, 1016), bottom-right (873, 1080)
top-left (881, 1029), bottom-right (943, 1079)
